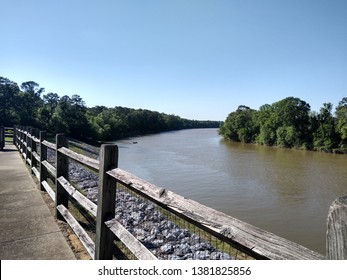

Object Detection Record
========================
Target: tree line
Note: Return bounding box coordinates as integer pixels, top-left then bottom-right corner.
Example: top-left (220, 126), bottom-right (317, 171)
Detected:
top-left (0, 76), bottom-right (221, 142)
top-left (220, 96), bottom-right (347, 153)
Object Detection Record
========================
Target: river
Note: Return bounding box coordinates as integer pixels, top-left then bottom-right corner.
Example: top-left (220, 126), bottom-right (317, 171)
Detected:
top-left (114, 128), bottom-right (347, 255)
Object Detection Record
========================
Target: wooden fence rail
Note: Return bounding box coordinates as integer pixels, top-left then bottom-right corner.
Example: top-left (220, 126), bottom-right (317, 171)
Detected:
top-left (9, 126), bottom-right (347, 260)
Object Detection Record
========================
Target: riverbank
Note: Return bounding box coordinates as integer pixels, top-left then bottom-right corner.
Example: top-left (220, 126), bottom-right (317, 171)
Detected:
top-left (220, 136), bottom-right (347, 155)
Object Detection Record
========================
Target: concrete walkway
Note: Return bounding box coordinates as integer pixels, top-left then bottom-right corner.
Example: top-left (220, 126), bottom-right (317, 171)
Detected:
top-left (0, 144), bottom-right (75, 259)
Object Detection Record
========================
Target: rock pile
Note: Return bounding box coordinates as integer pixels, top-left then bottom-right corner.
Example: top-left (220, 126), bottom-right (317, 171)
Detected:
top-left (49, 145), bottom-right (233, 260)
top-left (113, 189), bottom-right (233, 260)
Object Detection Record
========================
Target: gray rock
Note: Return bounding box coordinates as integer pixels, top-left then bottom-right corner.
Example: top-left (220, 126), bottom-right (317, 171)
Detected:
top-left (131, 211), bottom-right (145, 223)
top-left (160, 244), bottom-right (173, 254)
top-left (174, 244), bottom-right (191, 256)
top-left (165, 233), bottom-right (177, 242)
top-left (195, 250), bottom-right (210, 260)
top-left (183, 253), bottom-right (194, 260)
top-left (152, 239), bottom-right (165, 247)
top-left (63, 149), bottom-right (234, 260)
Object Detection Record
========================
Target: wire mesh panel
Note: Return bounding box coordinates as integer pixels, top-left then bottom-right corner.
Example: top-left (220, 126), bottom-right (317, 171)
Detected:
top-left (62, 143), bottom-right (255, 260)
top-left (114, 184), bottom-right (253, 260)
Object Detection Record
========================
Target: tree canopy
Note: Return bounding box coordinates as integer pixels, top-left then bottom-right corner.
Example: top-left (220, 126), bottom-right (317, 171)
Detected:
top-left (220, 96), bottom-right (347, 153)
top-left (0, 76), bottom-right (221, 142)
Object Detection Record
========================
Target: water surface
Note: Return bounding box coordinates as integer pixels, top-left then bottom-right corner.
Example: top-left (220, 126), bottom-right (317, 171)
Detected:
top-left (114, 129), bottom-right (347, 254)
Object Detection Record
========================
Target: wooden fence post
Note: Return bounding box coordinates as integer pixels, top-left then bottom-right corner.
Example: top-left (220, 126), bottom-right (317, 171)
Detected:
top-left (31, 128), bottom-right (38, 171)
top-left (16, 126), bottom-right (19, 147)
top-left (95, 144), bottom-right (118, 260)
top-left (13, 126), bottom-right (16, 145)
top-left (28, 128), bottom-right (33, 169)
top-left (0, 126), bottom-right (4, 150)
top-left (24, 126), bottom-right (29, 159)
top-left (19, 126), bottom-right (23, 152)
top-left (13, 126), bottom-right (16, 147)
top-left (326, 196), bottom-right (347, 260)
top-left (55, 134), bottom-right (69, 220)
top-left (21, 126), bottom-right (25, 153)
top-left (17, 126), bottom-right (20, 150)
top-left (40, 131), bottom-right (47, 191)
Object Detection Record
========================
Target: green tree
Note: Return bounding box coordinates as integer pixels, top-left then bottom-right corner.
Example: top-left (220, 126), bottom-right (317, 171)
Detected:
top-left (335, 97), bottom-right (347, 150)
top-left (271, 97), bottom-right (311, 148)
top-left (50, 95), bottom-right (90, 138)
top-left (88, 108), bottom-right (130, 140)
top-left (0, 77), bottom-right (20, 126)
top-left (220, 105), bottom-right (258, 143)
top-left (276, 126), bottom-right (298, 148)
top-left (313, 103), bottom-right (338, 151)
top-left (38, 93), bottom-right (60, 129)
top-left (19, 81), bottom-right (45, 125)
top-left (256, 104), bottom-right (277, 145)
top-left (43, 93), bottom-right (60, 114)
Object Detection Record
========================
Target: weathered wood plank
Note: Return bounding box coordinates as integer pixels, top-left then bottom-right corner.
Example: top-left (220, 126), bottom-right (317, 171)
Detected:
top-left (107, 168), bottom-right (324, 260)
top-left (32, 167), bottom-right (40, 180)
top-left (58, 146), bottom-right (99, 171)
top-left (56, 134), bottom-right (69, 220)
top-left (57, 176), bottom-right (97, 217)
top-left (327, 196), bottom-right (347, 260)
top-left (106, 218), bottom-right (157, 260)
top-left (95, 144), bottom-right (118, 260)
top-left (32, 151), bottom-right (40, 162)
top-left (40, 131), bottom-right (48, 192)
top-left (42, 140), bottom-right (56, 150)
top-left (41, 180), bottom-right (56, 202)
top-left (57, 204), bottom-right (95, 259)
top-left (42, 160), bottom-right (56, 177)
top-left (31, 135), bottom-right (40, 143)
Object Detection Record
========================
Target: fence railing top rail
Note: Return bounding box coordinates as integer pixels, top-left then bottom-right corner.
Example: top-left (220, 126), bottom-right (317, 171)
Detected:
top-left (42, 140), bottom-right (55, 150)
top-left (58, 146), bottom-right (99, 171)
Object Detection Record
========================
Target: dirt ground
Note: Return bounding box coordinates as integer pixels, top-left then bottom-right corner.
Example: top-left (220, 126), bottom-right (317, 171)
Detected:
top-left (34, 176), bottom-right (92, 260)
top-left (41, 191), bottom-right (92, 260)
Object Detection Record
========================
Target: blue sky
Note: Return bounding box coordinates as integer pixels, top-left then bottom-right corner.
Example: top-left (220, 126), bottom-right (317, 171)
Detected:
top-left (1, 0), bottom-right (346, 121)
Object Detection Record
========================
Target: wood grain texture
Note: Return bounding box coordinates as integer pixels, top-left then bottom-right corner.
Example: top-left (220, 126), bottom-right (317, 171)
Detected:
top-left (327, 196), bottom-right (347, 260)
top-left (57, 204), bottom-right (95, 259)
top-left (95, 144), bottom-right (118, 260)
top-left (57, 176), bottom-right (97, 217)
top-left (108, 167), bottom-right (324, 260)
top-left (58, 146), bottom-right (99, 171)
top-left (42, 180), bottom-right (56, 202)
top-left (41, 160), bottom-right (56, 178)
top-left (106, 218), bottom-right (157, 260)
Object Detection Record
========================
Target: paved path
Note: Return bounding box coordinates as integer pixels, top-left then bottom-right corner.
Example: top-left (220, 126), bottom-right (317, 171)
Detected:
top-left (0, 144), bottom-right (75, 259)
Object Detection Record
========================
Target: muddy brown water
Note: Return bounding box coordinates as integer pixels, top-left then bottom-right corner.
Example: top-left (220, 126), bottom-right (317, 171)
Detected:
top-left (113, 128), bottom-right (347, 254)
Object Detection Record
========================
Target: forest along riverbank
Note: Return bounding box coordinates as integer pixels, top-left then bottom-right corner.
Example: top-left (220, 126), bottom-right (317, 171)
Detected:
top-left (50, 140), bottom-right (233, 260)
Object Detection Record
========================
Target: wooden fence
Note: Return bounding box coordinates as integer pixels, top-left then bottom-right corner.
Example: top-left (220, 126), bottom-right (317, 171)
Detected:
top-left (8, 126), bottom-right (347, 260)
top-left (0, 127), bottom-right (15, 149)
